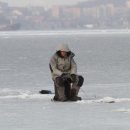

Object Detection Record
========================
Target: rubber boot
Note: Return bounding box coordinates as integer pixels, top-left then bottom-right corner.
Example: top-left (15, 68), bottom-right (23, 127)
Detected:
top-left (53, 84), bottom-right (59, 101)
top-left (70, 85), bottom-right (82, 101)
top-left (57, 87), bottom-right (67, 102)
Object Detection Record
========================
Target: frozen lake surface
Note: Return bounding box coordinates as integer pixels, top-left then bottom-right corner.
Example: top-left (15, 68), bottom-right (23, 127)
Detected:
top-left (0, 30), bottom-right (130, 130)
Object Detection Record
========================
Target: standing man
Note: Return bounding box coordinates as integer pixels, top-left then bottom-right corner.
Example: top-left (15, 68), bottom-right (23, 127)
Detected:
top-left (49, 44), bottom-right (84, 101)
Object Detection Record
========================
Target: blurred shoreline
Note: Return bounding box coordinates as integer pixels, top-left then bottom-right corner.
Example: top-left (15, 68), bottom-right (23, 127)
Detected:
top-left (1, 29), bottom-right (130, 36)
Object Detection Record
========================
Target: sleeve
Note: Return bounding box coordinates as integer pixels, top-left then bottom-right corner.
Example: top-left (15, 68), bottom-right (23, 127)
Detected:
top-left (50, 55), bottom-right (62, 76)
top-left (70, 58), bottom-right (77, 74)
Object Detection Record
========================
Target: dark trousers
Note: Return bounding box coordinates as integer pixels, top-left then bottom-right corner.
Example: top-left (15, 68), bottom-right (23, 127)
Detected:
top-left (54, 75), bottom-right (84, 101)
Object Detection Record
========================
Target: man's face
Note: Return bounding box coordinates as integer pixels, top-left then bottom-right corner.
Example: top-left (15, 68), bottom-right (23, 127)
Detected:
top-left (60, 51), bottom-right (67, 58)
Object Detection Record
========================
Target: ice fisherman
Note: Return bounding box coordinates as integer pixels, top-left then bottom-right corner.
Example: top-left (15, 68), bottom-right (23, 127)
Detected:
top-left (49, 44), bottom-right (84, 101)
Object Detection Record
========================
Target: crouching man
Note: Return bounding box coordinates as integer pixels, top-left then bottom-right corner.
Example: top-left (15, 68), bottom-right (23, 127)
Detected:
top-left (49, 44), bottom-right (84, 101)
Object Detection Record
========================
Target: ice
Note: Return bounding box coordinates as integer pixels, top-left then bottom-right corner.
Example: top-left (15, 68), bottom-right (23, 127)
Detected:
top-left (79, 97), bottom-right (130, 104)
top-left (0, 31), bottom-right (130, 130)
top-left (114, 108), bottom-right (130, 114)
top-left (0, 88), bottom-right (53, 99)
top-left (1, 88), bottom-right (130, 105)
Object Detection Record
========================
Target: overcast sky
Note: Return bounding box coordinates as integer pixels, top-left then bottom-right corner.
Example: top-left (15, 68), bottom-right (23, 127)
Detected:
top-left (0, 0), bottom-right (88, 7)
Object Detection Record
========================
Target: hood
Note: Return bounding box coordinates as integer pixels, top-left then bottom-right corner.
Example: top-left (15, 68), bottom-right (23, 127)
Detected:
top-left (56, 44), bottom-right (70, 52)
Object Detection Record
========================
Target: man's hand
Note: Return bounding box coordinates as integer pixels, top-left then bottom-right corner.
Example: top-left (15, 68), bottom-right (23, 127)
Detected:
top-left (61, 73), bottom-right (69, 78)
top-left (61, 73), bottom-right (71, 83)
top-left (71, 74), bottom-right (77, 83)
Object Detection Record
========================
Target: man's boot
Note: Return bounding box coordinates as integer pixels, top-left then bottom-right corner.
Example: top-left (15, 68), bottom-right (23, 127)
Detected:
top-left (70, 86), bottom-right (82, 101)
top-left (57, 87), bottom-right (67, 101)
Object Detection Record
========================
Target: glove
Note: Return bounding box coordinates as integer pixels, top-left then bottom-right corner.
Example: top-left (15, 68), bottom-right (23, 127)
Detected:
top-left (61, 73), bottom-right (71, 83)
top-left (71, 74), bottom-right (77, 83)
top-left (61, 73), bottom-right (68, 78)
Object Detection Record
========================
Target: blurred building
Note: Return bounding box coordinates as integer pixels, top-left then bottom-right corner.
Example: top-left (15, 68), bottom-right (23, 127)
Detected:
top-left (52, 6), bottom-right (60, 18)
top-left (126, 1), bottom-right (130, 8)
top-left (106, 4), bottom-right (115, 16)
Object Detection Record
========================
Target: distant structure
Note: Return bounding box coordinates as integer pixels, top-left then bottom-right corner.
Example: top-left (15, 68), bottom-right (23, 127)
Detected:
top-left (1, 0), bottom-right (130, 30)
